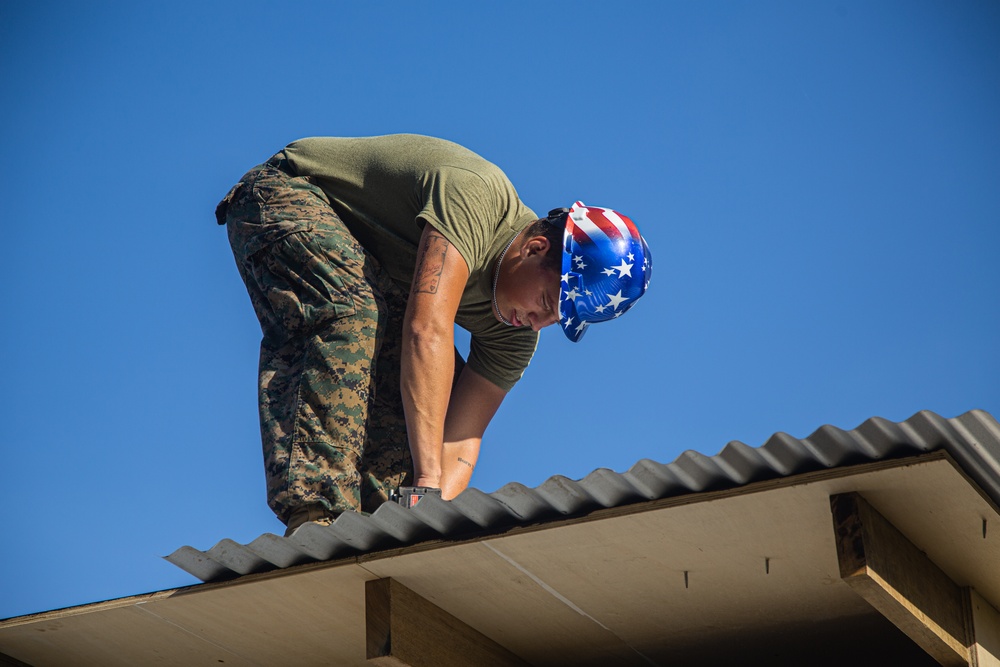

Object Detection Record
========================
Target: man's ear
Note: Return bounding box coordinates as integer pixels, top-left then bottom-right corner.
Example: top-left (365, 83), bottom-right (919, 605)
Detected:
top-left (523, 235), bottom-right (551, 256)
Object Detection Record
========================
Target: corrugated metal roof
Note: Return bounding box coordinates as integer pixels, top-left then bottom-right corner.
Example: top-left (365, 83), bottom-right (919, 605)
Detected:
top-left (165, 409), bottom-right (1000, 583)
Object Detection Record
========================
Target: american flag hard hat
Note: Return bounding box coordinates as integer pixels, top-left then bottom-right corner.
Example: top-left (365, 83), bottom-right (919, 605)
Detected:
top-left (558, 201), bottom-right (652, 342)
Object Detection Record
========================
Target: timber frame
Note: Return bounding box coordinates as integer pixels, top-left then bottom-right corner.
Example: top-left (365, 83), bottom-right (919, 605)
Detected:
top-left (832, 492), bottom-right (999, 666)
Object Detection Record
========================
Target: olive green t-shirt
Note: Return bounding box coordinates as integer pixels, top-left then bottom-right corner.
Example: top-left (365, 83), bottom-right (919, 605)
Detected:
top-left (282, 134), bottom-right (540, 392)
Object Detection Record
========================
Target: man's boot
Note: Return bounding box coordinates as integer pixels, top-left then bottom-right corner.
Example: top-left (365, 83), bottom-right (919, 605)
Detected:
top-left (284, 503), bottom-right (338, 537)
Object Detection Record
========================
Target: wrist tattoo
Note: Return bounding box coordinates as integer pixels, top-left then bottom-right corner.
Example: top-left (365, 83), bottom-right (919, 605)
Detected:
top-left (457, 457), bottom-right (474, 469)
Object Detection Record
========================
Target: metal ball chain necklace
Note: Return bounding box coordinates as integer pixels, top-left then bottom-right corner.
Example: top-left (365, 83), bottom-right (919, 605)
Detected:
top-left (492, 232), bottom-right (520, 327)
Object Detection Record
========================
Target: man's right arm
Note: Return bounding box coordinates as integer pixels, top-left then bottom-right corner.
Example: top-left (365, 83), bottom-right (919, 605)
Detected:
top-left (400, 223), bottom-right (470, 490)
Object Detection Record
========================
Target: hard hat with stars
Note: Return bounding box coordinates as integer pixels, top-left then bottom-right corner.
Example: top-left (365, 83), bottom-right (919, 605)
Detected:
top-left (557, 201), bottom-right (652, 342)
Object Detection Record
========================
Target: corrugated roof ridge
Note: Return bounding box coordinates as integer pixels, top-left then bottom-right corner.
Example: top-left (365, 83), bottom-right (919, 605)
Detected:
top-left (165, 409), bottom-right (1000, 583)
top-left (944, 409), bottom-right (1000, 503)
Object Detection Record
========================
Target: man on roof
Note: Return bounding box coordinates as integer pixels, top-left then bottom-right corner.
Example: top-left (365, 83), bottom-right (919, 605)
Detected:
top-left (216, 134), bottom-right (652, 535)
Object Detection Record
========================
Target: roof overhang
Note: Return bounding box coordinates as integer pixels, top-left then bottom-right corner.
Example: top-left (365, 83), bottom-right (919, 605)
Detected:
top-left (3, 450), bottom-right (998, 666)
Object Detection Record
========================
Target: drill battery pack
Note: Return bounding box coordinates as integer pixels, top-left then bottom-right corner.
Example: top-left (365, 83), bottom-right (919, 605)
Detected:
top-left (391, 486), bottom-right (442, 509)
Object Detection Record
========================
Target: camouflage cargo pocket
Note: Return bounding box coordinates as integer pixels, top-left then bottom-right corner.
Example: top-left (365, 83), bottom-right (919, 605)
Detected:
top-left (225, 162), bottom-right (341, 260)
top-left (246, 231), bottom-right (361, 341)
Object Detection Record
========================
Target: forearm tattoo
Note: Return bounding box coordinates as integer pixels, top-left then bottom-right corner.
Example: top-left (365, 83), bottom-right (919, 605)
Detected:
top-left (412, 230), bottom-right (449, 294)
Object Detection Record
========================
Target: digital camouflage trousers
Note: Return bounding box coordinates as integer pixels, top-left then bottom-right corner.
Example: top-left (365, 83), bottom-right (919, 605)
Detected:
top-left (217, 154), bottom-right (417, 524)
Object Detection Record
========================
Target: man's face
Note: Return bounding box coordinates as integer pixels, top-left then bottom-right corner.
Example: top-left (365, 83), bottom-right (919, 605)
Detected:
top-left (495, 236), bottom-right (561, 332)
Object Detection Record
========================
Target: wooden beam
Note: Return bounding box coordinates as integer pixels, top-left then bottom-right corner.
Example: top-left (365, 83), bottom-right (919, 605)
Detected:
top-left (830, 492), bottom-right (973, 666)
top-left (365, 577), bottom-right (530, 667)
top-left (970, 590), bottom-right (1000, 667)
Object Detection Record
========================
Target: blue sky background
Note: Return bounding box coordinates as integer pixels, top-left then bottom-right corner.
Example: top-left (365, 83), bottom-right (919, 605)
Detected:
top-left (1, 1), bottom-right (997, 620)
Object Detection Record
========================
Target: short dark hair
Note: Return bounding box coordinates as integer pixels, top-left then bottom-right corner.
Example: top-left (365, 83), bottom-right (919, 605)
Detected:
top-left (523, 210), bottom-right (566, 272)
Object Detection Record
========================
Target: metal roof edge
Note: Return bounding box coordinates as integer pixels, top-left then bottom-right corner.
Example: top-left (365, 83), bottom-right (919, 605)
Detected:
top-left (164, 409), bottom-right (999, 584)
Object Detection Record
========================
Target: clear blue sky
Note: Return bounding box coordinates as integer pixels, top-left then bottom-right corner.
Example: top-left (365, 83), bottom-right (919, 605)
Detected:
top-left (2, 1), bottom-right (997, 620)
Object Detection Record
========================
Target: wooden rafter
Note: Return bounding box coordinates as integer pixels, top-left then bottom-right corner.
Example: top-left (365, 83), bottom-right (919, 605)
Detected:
top-left (365, 577), bottom-right (529, 667)
top-left (830, 492), bottom-right (973, 666)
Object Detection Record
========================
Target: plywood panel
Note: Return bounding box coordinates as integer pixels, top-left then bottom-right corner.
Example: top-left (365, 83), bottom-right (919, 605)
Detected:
top-left (470, 481), bottom-right (868, 660)
top-left (143, 563), bottom-right (377, 666)
top-left (0, 604), bottom-right (254, 667)
top-left (0, 563), bottom-right (378, 667)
